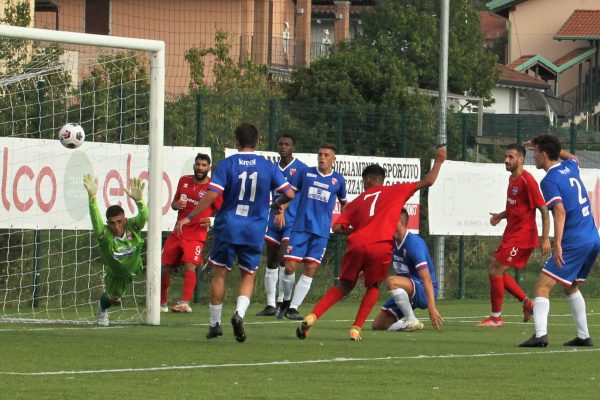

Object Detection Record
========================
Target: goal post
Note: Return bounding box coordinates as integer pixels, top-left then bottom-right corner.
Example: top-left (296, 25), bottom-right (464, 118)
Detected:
top-left (0, 25), bottom-right (164, 325)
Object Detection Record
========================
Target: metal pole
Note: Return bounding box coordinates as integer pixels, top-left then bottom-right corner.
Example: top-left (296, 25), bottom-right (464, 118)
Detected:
top-left (434, 0), bottom-right (450, 299)
top-left (195, 93), bottom-right (205, 147)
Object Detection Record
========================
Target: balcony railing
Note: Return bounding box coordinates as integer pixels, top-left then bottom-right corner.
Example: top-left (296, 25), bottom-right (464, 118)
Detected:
top-left (561, 67), bottom-right (600, 119)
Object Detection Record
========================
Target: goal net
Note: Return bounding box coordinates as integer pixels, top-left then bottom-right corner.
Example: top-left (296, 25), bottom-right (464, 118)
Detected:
top-left (0, 25), bottom-right (164, 325)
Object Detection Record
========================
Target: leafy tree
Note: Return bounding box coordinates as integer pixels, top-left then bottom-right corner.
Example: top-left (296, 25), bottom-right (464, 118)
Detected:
top-left (359, 0), bottom-right (498, 104)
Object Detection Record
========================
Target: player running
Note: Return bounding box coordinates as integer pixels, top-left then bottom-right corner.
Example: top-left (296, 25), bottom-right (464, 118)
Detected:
top-left (83, 174), bottom-right (147, 327)
top-left (296, 146), bottom-right (445, 340)
top-left (160, 153), bottom-right (222, 313)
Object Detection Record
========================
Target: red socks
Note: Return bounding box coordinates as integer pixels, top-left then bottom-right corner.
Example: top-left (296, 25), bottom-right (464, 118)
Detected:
top-left (160, 272), bottom-right (171, 305)
top-left (312, 286), bottom-right (344, 318)
top-left (353, 287), bottom-right (380, 328)
top-left (181, 269), bottom-right (197, 303)
top-left (503, 272), bottom-right (526, 302)
top-left (490, 276), bottom-right (504, 314)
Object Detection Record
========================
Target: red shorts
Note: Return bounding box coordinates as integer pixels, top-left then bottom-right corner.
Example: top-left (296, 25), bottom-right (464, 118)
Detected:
top-left (493, 244), bottom-right (534, 269)
top-left (161, 234), bottom-right (204, 267)
top-left (338, 241), bottom-right (393, 287)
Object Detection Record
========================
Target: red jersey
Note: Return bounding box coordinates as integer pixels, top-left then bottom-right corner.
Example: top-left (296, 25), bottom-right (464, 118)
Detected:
top-left (335, 182), bottom-right (417, 248)
top-left (173, 175), bottom-right (222, 241)
top-left (501, 169), bottom-right (545, 248)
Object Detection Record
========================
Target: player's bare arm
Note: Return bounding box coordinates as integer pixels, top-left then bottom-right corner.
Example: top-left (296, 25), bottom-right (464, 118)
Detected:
top-left (558, 149), bottom-right (578, 162)
top-left (418, 268), bottom-right (443, 331)
top-left (538, 205), bottom-right (551, 255)
top-left (489, 211), bottom-right (506, 226)
top-left (172, 198), bottom-right (186, 210)
top-left (415, 147), bottom-right (446, 190)
top-left (550, 203), bottom-right (566, 267)
top-left (175, 190), bottom-right (219, 234)
top-left (270, 188), bottom-right (295, 213)
top-left (332, 223), bottom-right (354, 235)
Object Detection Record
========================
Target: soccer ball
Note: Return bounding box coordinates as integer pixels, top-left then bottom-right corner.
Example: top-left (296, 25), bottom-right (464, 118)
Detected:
top-left (58, 123), bottom-right (85, 149)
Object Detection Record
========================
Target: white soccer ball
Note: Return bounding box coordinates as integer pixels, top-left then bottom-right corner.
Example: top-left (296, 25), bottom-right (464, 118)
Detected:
top-left (58, 123), bottom-right (85, 149)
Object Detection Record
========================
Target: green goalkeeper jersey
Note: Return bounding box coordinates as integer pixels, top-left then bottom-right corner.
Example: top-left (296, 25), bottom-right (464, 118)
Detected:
top-left (89, 199), bottom-right (148, 278)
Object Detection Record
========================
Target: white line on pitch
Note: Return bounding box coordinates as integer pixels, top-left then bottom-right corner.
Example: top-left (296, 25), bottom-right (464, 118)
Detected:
top-left (2, 348), bottom-right (599, 376)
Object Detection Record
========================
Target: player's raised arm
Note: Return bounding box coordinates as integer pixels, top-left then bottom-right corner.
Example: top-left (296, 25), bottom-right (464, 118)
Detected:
top-left (558, 149), bottom-right (578, 162)
top-left (415, 147), bottom-right (446, 190)
top-left (83, 174), bottom-right (105, 238)
top-left (124, 177), bottom-right (148, 230)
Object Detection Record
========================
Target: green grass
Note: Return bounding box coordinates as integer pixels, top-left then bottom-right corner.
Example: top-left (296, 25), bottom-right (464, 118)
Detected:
top-left (2, 298), bottom-right (600, 399)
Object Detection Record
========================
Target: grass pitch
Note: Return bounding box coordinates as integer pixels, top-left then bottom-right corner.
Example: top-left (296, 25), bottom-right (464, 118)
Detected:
top-left (2, 298), bottom-right (600, 399)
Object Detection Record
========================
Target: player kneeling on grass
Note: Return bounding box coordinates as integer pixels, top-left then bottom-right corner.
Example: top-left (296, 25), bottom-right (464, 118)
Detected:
top-left (84, 174), bottom-right (148, 327)
top-left (371, 209), bottom-right (443, 333)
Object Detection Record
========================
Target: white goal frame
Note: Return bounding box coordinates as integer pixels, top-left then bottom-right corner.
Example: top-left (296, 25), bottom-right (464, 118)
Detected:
top-left (0, 25), bottom-right (164, 325)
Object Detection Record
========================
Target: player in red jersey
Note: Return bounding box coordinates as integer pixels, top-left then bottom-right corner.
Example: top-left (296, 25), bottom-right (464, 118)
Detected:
top-left (160, 153), bottom-right (223, 313)
top-left (296, 146), bottom-right (446, 341)
top-left (476, 144), bottom-right (550, 327)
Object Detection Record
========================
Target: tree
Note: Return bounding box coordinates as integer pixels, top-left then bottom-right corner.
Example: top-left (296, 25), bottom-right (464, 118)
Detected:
top-left (286, 0), bottom-right (498, 107)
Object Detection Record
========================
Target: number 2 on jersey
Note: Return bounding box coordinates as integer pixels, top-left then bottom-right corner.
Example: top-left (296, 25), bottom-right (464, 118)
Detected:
top-left (569, 177), bottom-right (590, 216)
top-left (238, 171), bottom-right (258, 202)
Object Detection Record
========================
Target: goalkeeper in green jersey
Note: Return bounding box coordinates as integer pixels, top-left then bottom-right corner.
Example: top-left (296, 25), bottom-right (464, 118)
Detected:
top-left (83, 174), bottom-right (148, 326)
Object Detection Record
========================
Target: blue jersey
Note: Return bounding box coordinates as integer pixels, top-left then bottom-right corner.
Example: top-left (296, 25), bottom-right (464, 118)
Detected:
top-left (208, 152), bottom-right (290, 246)
top-left (392, 232), bottom-right (437, 288)
top-left (268, 158), bottom-right (308, 230)
top-left (292, 167), bottom-right (347, 238)
top-left (540, 159), bottom-right (598, 247)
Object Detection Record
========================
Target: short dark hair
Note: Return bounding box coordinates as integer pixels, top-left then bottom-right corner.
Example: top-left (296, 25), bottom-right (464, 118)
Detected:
top-left (235, 123), bottom-right (259, 148)
top-left (506, 143), bottom-right (526, 158)
top-left (106, 205), bottom-right (125, 219)
top-left (319, 143), bottom-right (337, 153)
top-left (531, 134), bottom-right (561, 161)
top-left (278, 133), bottom-right (296, 145)
top-left (361, 164), bottom-right (386, 180)
top-left (400, 208), bottom-right (409, 224)
top-left (195, 153), bottom-right (211, 164)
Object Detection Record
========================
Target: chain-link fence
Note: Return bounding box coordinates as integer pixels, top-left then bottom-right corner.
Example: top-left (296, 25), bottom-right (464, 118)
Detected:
top-left (167, 95), bottom-right (600, 305)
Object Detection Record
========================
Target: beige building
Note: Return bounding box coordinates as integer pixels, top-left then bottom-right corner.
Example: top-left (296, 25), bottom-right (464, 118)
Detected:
top-left (488, 0), bottom-right (600, 126)
top-left (5, 0), bottom-right (372, 94)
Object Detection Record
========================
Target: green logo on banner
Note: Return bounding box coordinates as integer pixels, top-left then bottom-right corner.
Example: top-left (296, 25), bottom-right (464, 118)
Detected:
top-left (64, 151), bottom-right (93, 222)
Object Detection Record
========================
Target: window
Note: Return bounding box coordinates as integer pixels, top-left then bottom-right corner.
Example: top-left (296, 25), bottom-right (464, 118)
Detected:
top-left (85, 0), bottom-right (110, 35)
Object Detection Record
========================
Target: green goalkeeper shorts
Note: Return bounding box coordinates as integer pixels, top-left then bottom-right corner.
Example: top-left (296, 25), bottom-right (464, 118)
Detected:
top-left (104, 273), bottom-right (134, 298)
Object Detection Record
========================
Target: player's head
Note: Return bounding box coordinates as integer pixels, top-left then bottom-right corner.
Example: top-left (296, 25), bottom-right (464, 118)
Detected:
top-left (277, 134), bottom-right (296, 159)
top-left (106, 205), bottom-right (127, 237)
top-left (318, 144), bottom-right (336, 172)
top-left (504, 144), bottom-right (525, 173)
top-left (394, 208), bottom-right (410, 241)
top-left (531, 134), bottom-right (561, 169)
top-left (235, 123), bottom-right (259, 149)
top-left (361, 164), bottom-right (386, 189)
top-left (193, 153), bottom-right (211, 182)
